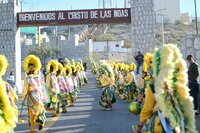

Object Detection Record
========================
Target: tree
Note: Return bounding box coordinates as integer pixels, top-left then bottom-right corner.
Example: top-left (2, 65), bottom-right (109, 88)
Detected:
top-left (99, 33), bottom-right (116, 41)
top-left (29, 44), bottom-right (61, 66)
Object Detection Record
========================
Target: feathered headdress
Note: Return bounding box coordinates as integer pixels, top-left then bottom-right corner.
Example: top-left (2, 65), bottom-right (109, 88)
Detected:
top-left (46, 60), bottom-right (58, 73)
top-left (71, 59), bottom-right (76, 66)
top-left (57, 62), bottom-right (64, 75)
top-left (98, 61), bottom-right (115, 85)
top-left (0, 55), bottom-right (8, 76)
top-left (23, 55), bottom-right (41, 74)
top-left (76, 65), bottom-right (81, 72)
top-left (70, 65), bottom-right (77, 73)
top-left (78, 59), bottom-right (83, 65)
top-left (143, 52), bottom-right (153, 72)
top-left (152, 44), bottom-right (196, 133)
top-left (64, 65), bottom-right (72, 76)
top-left (64, 58), bottom-right (71, 66)
top-left (129, 63), bottom-right (136, 71)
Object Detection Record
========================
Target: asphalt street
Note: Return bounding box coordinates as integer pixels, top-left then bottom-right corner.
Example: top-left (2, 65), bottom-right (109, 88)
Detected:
top-left (15, 72), bottom-right (137, 133)
top-left (15, 72), bottom-right (200, 133)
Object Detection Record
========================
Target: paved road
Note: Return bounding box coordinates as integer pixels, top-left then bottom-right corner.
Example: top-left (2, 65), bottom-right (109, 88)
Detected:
top-left (15, 72), bottom-right (137, 133)
top-left (15, 72), bottom-right (200, 133)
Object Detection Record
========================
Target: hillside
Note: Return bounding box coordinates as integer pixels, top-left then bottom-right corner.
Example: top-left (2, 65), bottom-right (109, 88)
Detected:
top-left (99, 22), bottom-right (200, 48)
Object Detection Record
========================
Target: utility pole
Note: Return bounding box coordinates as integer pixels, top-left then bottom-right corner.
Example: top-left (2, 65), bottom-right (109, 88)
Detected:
top-left (157, 8), bottom-right (166, 45)
top-left (161, 15), bottom-right (164, 45)
top-left (55, 26), bottom-right (58, 58)
top-left (194, 0), bottom-right (199, 34)
top-left (20, 0), bottom-right (23, 12)
top-left (37, 26), bottom-right (40, 49)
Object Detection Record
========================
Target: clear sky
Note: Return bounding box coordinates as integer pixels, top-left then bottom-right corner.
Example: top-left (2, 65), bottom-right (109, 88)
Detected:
top-left (22, 0), bottom-right (200, 17)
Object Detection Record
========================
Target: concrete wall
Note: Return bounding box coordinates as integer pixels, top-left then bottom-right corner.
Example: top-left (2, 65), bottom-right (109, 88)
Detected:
top-left (93, 51), bottom-right (132, 62)
top-left (0, 0), bottom-right (22, 93)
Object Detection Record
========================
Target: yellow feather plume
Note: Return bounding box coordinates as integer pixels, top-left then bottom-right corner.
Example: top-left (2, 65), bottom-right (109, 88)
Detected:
top-left (64, 65), bottom-right (72, 76)
top-left (0, 78), bottom-right (17, 132)
top-left (143, 52), bottom-right (153, 72)
top-left (70, 65), bottom-right (76, 73)
top-left (130, 63), bottom-right (136, 71)
top-left (0, 55), bottom-right (8, 77)
top-left (76, 65), bottom-right (81, 72)
top-left (46, 60), bottom-right (58, 73)
top-left (57, 62), bottom-right (64, 74)
top-left (23, 55), bottom-right (41, 74)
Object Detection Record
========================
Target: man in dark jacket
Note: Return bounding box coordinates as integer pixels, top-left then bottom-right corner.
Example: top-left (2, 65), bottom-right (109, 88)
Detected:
top-left (187, 55), bottom-right (199, 116)
top-left (135, 51), bottom-right (144, 74)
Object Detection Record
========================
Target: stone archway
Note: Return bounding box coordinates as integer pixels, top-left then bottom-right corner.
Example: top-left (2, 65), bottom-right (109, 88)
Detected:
top-left (0, 0), bottom-right (156, 93)
top-left (0, 0), bottom-right (21, 92)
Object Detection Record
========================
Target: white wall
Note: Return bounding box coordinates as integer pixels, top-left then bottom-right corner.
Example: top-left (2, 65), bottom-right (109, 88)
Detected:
top-left (93, 40), bottom-right (126, 52)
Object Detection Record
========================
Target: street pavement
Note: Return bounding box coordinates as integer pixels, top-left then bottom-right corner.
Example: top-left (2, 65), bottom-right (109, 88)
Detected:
top-left (15, 72), bottom-right (137, 133)
top-left (15, 72), bottom-right (200, 133)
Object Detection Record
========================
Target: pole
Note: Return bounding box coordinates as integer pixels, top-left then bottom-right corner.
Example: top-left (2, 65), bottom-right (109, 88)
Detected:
top-left (56, 26), bottom-right (58, 58)
top-left (194, 0), bottom-right (199, 34)
top-left (106, 40), bottom-right (109, 60)
top-left (124, 0), bottom-right (126, 8)
top-left (161, 16), bottom-right (165, 45)
top-left (37, 26), bottom-right (40, 49)
top-left (20, 0), bottom-right (22, 12)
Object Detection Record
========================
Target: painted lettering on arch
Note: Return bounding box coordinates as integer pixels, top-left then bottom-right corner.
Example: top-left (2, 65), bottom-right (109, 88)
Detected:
top-left (17, 8), bottom-right (131, 26)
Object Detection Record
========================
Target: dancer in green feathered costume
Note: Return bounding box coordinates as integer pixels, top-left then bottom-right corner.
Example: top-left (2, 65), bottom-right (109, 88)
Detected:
top-left (98, 61), bottom-right (116, 111)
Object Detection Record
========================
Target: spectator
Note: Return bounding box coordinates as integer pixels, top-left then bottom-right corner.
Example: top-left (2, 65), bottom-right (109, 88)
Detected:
top-left (135, 51), bottom-right (144, 74)
top-left (83, 62), bottom-right (87, 71)
top-left (187, 55), bottom-right (199, 116)
top-left (42, 67), bottom-right (47, 82)
top-left (7, 71), bottom-right (16, 91)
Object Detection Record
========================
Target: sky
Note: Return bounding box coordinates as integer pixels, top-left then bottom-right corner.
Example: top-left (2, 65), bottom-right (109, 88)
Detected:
top-left (22, 0), bottom-right (200, 17)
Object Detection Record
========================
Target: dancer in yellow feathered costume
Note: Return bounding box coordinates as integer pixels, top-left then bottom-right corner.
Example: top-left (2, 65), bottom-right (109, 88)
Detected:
top-left (64, 65), bottom-right (74, 107)
top-left (117, 63), bottom-right (126, 100)
top-left (22, 55), bottom-right (46, 133)
top-left (46, 60), bottom-right (60, 117)
top-left (134, 44), bottom-right (197, 133)
top-left (0, 55), bottom-right (18, 133)
top-left (124, 63), bottom-right (137, 102)
top-left (56, 62), bottom-right (68, 113)
top-left (99, 62), bottom-right (116, 110)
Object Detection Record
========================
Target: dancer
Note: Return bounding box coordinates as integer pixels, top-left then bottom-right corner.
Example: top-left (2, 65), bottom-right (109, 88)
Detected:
top-left (118, 63), bottom-right (125, 100)
top-left (56, 62), bottom-right (68, 113)
top-left (134, 44), bottom-right (197, 133)
top-left (46, 60), bottom-right (60, 117)
top-left (124, 63), bottom-right (137, 102)
top-left (0, 55), bottom-right (18, 132)
top-left (22, 55), bottom-right (46, 132)
top-left (99, 61), bottom-right (116, 110)
top-left (71, 65), bottom-right (80, 101)
top-left (64, 65), bottom-right (75, 107)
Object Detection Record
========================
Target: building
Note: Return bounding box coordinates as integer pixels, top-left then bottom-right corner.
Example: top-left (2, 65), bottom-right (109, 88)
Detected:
top-left (154, 0), bottom-right (180, 23)
top-left (180, 13), bottom-right (191, 25)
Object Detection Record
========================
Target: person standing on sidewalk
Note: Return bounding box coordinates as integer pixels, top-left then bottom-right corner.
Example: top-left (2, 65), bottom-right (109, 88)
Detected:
top-left (187, 55), bottom-right (200, 115)
top-left (134, 51), bottom-right (144, 74)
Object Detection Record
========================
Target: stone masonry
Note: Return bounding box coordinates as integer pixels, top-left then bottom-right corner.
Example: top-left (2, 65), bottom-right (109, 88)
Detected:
top-left (180, 34), bottom-right (200, 65)
top-left (131, 0), bottom-right (156, 54)
top-left (0, 0), bottom-right (22, 92)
